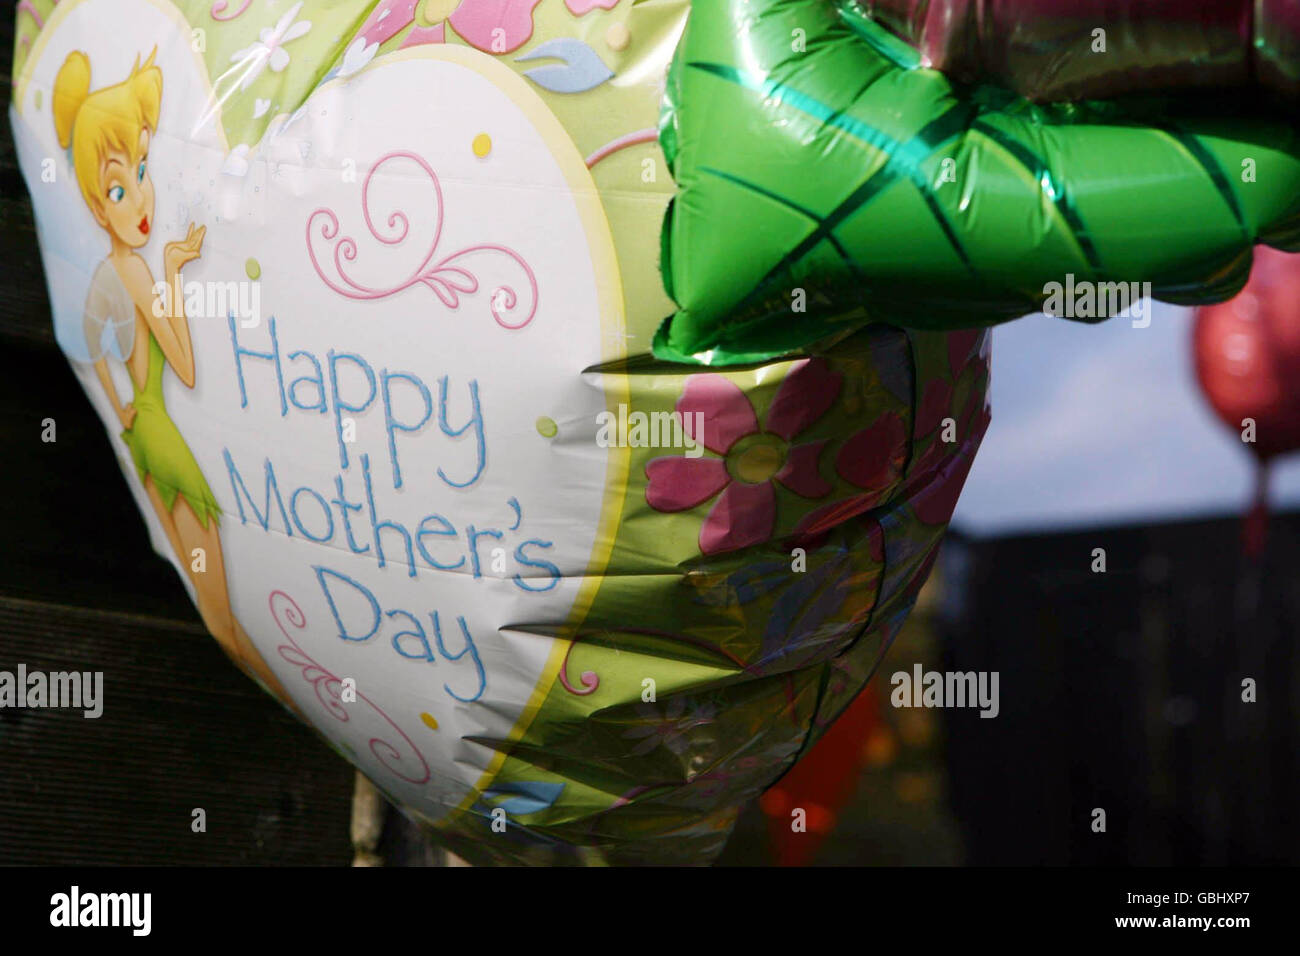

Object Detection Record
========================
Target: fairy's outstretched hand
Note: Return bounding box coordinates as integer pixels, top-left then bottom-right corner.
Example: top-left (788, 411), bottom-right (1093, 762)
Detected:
top-left (163, 222), bottom-right (205, 277)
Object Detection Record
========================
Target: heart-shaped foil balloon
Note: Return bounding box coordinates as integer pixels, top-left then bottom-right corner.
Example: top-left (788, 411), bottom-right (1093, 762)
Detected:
top-left (11, 0), bottom-right (1299, 864)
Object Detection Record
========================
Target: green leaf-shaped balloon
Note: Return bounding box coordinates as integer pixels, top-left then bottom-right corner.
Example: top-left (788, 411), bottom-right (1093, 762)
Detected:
top-left (655, 0), bottom-right (1300, 365)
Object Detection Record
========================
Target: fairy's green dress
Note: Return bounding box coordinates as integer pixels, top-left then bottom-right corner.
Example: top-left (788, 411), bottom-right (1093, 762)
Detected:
top-left (87, 261), bottom-right (221, 529)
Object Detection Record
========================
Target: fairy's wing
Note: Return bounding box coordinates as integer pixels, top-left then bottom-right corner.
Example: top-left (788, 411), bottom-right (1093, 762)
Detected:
top-left (10, 110), bottom-right (116, 364)
top-left (82, 260), bottom-right (136, 362)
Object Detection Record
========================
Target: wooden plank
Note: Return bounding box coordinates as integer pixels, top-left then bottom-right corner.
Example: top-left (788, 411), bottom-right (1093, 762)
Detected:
top-left (941, 517), bottom-right (1300, 865)
top-left (0, 595), bottom-right (355, 865)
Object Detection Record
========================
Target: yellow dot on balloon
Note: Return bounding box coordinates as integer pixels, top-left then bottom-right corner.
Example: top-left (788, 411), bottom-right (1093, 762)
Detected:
top-left (245, 257), bottom-right (261, 280)
top-left (734, 443), bottom-right (782, 483)
top-left (606, 23), bottom-right (630, 52)
top-left (34, 89), bottom-right (43, 110)
top-left (420, 712), bottom-right (439, 731)
top-left (472, 133), bottom-right (492, 158)
top-left (536, 416), bottom-right (558, 438)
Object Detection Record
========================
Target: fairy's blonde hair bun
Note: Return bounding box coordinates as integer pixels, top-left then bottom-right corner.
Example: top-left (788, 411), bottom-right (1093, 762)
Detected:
top-left (53, 50), bottom-right (91, 150)
top-left (52, 49), bottom-right (162, 212)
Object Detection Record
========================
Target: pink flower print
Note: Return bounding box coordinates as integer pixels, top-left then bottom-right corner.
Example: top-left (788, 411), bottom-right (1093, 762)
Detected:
top-left (356, 0), bottom-right (421, 48)
top-left (947, 327), bottom-right (984, 377)
top-left (450, 0), bottom-right (543, 53)
top-left (835, 411), bottom-right (907, 494)
top-left (622, 698), bottom-right (716, 757)
top-left (908, 369), bottom-right (993, 529)
top-left (913, 445), bottom-right (978, 526)
top-left (789, 500), bottom-right (885, 555)
top-left (351, 0), bottom-right (541, 57)
top-left (646, 359), bottom-right (843, 555)
top-left (565, 0), bottom-right (618, 14)
top-left (911, 331), bottom-right (990, 478)
top-left (915, 377), bottom-right (954, 438)
top-left (913, 364), bottom-right (991, 478)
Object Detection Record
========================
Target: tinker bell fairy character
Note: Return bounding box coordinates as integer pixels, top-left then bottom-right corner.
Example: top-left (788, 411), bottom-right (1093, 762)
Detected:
top-left (54, 49), bottom-right (295, 708)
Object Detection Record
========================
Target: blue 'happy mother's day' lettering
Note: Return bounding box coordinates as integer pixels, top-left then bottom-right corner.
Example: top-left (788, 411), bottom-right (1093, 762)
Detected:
top-left (221, 449), bottom-right (561, 591)
top-left (227, 316), bottom-right (485, 490)
top-left (314, 566), bottom-right (487, 703)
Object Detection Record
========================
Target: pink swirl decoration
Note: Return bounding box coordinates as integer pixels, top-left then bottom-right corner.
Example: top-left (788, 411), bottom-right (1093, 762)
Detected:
top-left (585, 128), bottom-right (659, 169)
top-left (306, 151), bottom-right (539, 330)
top-left (558, 636), bottom-right (599, 696)
top-left (269, 590), bottom-right (431, 785)
top-left (210, 0), bottom-right (252, 20)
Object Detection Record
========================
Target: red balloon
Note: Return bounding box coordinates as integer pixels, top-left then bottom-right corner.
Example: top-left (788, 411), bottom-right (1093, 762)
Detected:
top-left (759, 683), bottom-right (880, 866)
top-left (1193, 247), bottom-right (1300, 462)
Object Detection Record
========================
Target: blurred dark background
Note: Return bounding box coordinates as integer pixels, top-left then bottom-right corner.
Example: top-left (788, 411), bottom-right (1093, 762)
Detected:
top-left (939, 522), bottom-right (1298, 865)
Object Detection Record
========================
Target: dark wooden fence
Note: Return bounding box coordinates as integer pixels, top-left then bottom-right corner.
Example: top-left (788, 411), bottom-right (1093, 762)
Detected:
top-left (939, 516), bottom-right (1300, 865)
